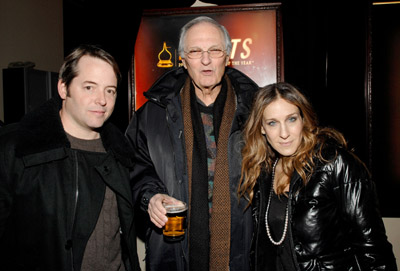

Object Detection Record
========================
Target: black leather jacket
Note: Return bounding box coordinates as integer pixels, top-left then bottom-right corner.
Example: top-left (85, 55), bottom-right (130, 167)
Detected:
top-left (126, 67), bottom-right (259, 271)
top-left (251, 143), bottom-right (397, 271)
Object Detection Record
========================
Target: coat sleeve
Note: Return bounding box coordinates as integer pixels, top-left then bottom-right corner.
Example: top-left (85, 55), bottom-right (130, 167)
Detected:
top-left (0, 132), bottom-right (14, 239)
top-left (335, 150), bottom-right (397, 270)
top-left (125, 108), bottom-right (168, 212)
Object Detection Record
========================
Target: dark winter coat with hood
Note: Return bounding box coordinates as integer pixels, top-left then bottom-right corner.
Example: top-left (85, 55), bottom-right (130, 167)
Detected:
top-left (126, 67), bottom-right (259, 271)
top-left (0, 97), bottom-right (141, 271)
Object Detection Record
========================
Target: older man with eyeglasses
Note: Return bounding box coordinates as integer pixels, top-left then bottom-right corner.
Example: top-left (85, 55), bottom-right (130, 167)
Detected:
top-left (126, 16), bottom-right (259, 271)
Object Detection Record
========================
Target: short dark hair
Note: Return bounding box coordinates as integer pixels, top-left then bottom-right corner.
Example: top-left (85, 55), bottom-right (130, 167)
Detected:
top-left (58, 44), bottom-right (121, 88)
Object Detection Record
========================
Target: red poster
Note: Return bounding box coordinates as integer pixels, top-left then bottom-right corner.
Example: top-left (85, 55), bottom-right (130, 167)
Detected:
top-left (130, 3), bottom-right (283, 113)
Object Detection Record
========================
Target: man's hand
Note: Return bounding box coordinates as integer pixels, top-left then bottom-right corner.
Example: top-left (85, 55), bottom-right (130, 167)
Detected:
top-left (148, 194), bottom-right (185, 228)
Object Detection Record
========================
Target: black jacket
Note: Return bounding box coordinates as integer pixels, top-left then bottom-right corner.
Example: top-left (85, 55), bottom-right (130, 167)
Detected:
top-left (126, 67), bottom-right (259, 271)
top-left (0, 97), bottom-right (140, 271)
top-left (251, 143), bottom-right (397, 270)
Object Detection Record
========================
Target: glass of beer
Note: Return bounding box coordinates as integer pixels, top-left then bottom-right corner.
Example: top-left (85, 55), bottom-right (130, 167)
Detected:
top-left (163, 202), bottom-right (188, 242)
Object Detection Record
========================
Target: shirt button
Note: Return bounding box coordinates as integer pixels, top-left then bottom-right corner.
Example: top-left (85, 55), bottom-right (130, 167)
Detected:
top-left (294, 244), bottom-right (303, 252)
top-left (65, 240), bottom-right (72, 250)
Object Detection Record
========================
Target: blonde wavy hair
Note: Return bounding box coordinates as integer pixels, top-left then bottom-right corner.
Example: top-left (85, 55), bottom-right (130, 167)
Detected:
top-left (238, 82), bottom-right (347, 204)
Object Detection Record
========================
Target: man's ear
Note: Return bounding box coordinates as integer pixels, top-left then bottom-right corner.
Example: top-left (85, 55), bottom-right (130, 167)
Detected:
top-left (181, 58), bottom-right (187, 69)
top-left (58, 80), bottom-right (67, 99)
top-left (225, 55), bottom-right (230, 66)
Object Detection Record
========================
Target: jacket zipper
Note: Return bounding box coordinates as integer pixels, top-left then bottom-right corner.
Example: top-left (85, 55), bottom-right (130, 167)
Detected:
top-left (255, 185), bottom-right (264, 269)
top-left (69, 150), bottom-right (79, 271)
top-left (288, 177), bottom-right (301, 271)
top-left (166, 112), bottom-right (187, 195)
top-left (166, 109), bottom-right (188, 269)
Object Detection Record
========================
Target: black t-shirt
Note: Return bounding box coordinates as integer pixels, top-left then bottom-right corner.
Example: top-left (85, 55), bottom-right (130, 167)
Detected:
top-left (268, 192), bottom-right (297, 271)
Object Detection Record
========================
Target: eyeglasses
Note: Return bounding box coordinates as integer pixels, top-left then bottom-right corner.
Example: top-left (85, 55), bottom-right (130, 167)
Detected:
top-left (184, 48), bottom-right (226, 59)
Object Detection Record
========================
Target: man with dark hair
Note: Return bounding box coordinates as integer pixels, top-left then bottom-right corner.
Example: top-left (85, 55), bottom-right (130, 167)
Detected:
top-left (0, 44), bottom-right (141, 271)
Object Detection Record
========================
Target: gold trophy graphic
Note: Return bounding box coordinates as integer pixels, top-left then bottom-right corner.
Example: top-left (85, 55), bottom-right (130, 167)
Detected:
top-left (157, 42), bottom-right (174, 68)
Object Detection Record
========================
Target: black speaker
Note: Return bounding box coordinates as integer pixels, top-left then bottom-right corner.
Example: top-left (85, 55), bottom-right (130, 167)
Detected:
top-left (3, 67), bottom-right (58, 124)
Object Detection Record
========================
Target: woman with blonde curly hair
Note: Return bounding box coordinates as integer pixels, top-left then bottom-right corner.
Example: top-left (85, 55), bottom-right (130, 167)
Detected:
top-left (238, 82), bottom-right (396, 270)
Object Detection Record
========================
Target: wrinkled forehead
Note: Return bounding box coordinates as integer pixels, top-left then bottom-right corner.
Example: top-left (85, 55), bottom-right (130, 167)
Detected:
top-left (185, 22), bottom-right (225, 48)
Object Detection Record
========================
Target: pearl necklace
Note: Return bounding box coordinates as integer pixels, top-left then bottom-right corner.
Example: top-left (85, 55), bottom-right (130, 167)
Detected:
top-left (265, 158), bottom-right (289, 246)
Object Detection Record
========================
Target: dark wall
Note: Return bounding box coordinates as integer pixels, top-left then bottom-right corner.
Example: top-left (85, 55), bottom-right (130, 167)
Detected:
top-left (370, 4), bottom-right (400, 217)
top-left (64, 1), bottom-right (400, 216)
top-left (63, 0), bottom-right (142, 131)
top-left (63, 1), bottom-right (370, 165)
top-left (63, 0), bottom-right (370, 158)
top-left (63, 0), bottom-right (197, 132)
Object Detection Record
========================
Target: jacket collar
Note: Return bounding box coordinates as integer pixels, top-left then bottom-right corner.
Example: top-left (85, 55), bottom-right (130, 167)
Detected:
top-left (15, 96), bottom-right (134, 167)
top-left (225, 67), bottom-right (259, 130)
top-left (145, 67), bottom-right (257, 105)
top-left (144, 67), bottom-right (187, 106)
top-left (144, 66), bottom-right (259, 128)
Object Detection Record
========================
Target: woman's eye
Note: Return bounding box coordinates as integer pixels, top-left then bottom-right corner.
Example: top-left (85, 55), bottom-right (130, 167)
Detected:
top-left (107, 89), bottom-right (116, 95)
top-left (289, 116), bottom-right (297, 122)
top-left (268, 121), bottom-right (276, 126)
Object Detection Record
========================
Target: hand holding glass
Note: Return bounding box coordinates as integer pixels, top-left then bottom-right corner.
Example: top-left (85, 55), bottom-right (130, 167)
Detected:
top-left (163, 202), bottom-right (188, 242)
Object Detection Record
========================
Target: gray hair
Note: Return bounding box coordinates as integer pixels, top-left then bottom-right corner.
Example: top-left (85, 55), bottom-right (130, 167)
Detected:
top-left (178, 16), bottom-right (232, 58)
